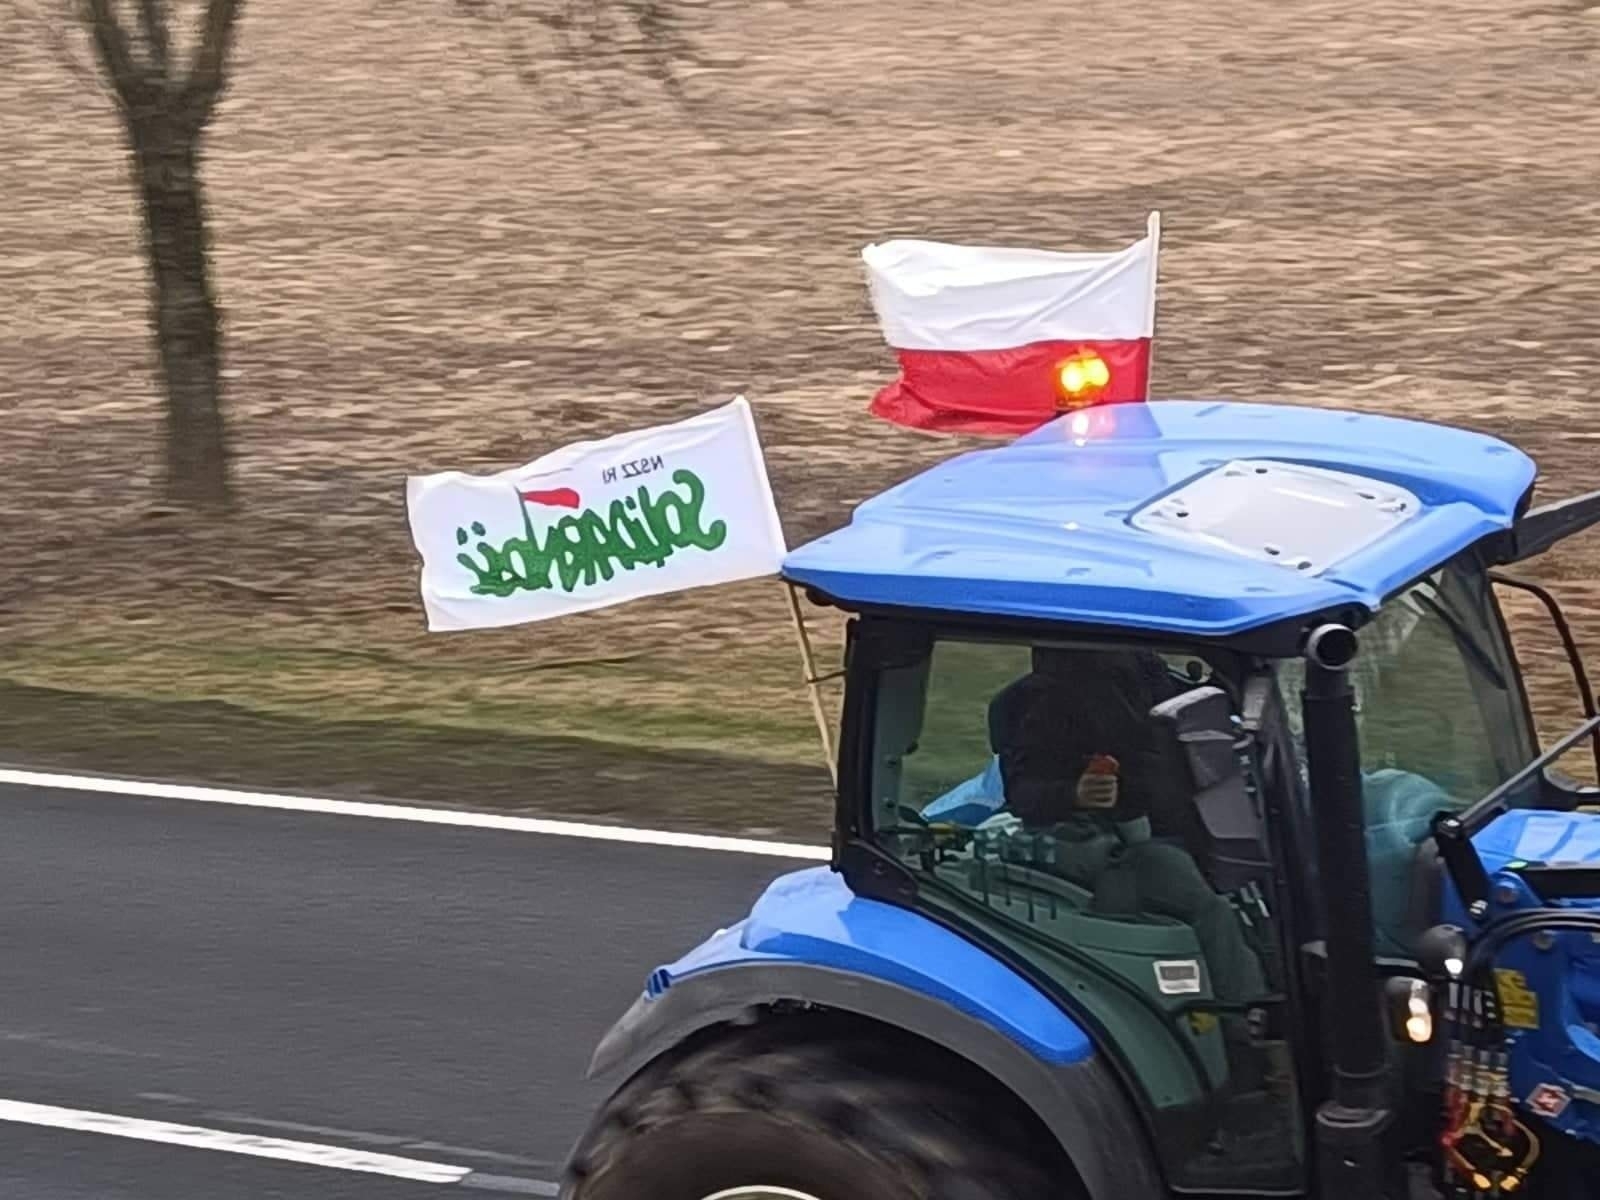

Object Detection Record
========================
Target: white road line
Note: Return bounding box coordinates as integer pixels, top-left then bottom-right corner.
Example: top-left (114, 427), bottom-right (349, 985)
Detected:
top-left (0, 1099), bottom-right (473, 1183)
top-left (0, 767), bottom-right (830, 861)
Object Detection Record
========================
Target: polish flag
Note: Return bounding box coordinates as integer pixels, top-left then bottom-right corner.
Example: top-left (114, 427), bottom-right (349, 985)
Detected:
top-left (862, 214), bottom-right (1161, 436)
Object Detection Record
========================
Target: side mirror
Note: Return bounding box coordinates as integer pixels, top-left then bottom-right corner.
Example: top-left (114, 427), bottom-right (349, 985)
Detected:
top-left (1150, 685), bottom-right (1269, 890)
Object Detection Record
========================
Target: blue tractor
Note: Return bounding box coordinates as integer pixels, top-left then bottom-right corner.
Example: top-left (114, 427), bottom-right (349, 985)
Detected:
top-left (562, 400), bottom-right (1600, 1200)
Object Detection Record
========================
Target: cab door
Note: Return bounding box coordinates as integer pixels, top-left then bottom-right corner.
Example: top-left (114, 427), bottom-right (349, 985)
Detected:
top-left (844, 621), bottom-right (1308, 1194)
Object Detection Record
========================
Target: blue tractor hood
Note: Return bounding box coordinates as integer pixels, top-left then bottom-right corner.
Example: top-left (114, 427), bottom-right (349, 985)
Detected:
top-left (781, 400), bottom-right (1536, 638)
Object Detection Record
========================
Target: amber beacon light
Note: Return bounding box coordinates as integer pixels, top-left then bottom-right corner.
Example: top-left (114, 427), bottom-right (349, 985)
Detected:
top-left (1053, 350), bottom-right (1112, 409)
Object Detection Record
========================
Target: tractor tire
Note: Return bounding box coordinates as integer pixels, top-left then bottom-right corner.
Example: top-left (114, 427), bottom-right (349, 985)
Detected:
top-left (563, 1020), bottom-right (1069, 1200)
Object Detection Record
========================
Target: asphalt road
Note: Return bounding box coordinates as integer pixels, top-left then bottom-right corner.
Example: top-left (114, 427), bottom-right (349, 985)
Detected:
top-left (0, 781), bottom-right (802, 1197)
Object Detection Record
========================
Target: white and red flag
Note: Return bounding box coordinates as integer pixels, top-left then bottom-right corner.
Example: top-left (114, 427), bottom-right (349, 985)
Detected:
top-left (862, 214), bottom-right (1161, 436)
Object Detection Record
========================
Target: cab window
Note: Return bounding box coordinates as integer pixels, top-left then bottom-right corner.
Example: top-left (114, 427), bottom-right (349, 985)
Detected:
top-left (1276, 563), bottom-right (1533, 956)
top-left (1280, 565), bottom-right (1529, 808)
top-left (864, 632), bottom-right (1303, 1193)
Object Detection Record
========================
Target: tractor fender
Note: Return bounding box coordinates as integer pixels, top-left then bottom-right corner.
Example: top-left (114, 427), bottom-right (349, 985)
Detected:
top-left (586, 866), bottom-right (1163, 1200)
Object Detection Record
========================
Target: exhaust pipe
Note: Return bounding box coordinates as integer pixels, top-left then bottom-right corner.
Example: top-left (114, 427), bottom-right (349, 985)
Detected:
top-left (1300, 623), bottom-right (1401, 1197)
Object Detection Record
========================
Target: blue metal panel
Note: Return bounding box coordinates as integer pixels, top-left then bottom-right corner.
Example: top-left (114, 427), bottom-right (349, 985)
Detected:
top-left (648, 866), bottom-right (1095, 1066)
top-left (781, 400), bottom-right (1536, 636)
top-left (1470, 848), bottom-right (1600, 1146)
top-left (1474, 809), bottom-right (1600, 877)
top-left (1433, 811), bottom-right (1600, 1148)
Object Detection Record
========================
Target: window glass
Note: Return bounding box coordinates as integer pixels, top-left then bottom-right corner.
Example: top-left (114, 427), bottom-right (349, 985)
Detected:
top-left (1274, 564), bottom-right (1531, 957)
top-left (869, 636), bottom-right (1302, 1191)
top-left (1278, 566), bottom-right (1527, 809)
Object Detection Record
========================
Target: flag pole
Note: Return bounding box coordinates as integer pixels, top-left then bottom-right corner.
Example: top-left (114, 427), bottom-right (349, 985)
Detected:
top-left (784, 582), bottom-right (838, 788)
top-left (1144, 209), bottom-right (1162, 398)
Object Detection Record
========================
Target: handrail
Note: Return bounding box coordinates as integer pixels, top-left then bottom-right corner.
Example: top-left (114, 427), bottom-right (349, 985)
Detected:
top-left (1491, 570), bottom-right (1600, 781)
top-left (1433, 714), bottom-right (1600, 911)
top-left (1449, 714), bottom-right (1600, 838)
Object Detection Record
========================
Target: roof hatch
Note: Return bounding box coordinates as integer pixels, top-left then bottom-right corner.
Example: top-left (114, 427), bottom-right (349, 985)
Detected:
top-left (1129, 460), bottom-right (1421, 576)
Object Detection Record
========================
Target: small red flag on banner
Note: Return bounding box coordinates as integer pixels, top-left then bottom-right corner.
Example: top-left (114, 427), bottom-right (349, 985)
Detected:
top-left (862, 214), bottom-right (1161, 436)
top-left (518, 487), bottom-right (582, 509)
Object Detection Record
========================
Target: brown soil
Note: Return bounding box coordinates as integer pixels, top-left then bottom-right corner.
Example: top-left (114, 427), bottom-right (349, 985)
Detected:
top-left (1, 0), bottom-right (1597, 824)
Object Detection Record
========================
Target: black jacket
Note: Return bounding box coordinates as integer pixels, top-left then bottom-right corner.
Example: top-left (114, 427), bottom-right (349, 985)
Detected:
top-left (989, 651), bottom-right (1193, 834)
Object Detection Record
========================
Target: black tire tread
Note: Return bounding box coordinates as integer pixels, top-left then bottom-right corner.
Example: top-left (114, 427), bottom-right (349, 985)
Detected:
top-left (565, 1018), bottom-right (1070, 1200)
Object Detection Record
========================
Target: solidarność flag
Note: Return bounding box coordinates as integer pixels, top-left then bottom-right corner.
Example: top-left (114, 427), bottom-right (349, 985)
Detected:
top-left (406, 397), bottom-right (788, 632)
top-left (863, 214), bottom-right (1161, 436)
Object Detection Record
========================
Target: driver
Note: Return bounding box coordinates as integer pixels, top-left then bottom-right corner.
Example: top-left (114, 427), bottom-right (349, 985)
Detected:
top-left (990, 646), bottom-right (1266, 1007)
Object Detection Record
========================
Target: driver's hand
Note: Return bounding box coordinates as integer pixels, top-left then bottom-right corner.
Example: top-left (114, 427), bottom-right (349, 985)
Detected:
top-left (1076, 770), bottom-right (1119, 810)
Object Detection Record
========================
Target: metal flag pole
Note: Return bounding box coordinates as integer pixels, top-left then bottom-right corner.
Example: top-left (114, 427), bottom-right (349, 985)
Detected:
top-left (1144, 209), bottom-right (1163, 397)
top-left (784, 582), bottom-right (839, 788)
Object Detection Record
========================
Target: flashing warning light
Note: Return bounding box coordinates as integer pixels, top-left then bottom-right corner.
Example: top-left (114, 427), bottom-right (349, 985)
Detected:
top-left (1386, 976), bottom-right (1435, 1045)
top-left (1054, 350), bottom-right (1112, 410)
top-left (1404, 1004), bottom-right (1433, 1045)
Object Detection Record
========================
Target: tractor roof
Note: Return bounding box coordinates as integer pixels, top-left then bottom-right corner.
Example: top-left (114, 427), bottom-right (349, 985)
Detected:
top-left (780, 400), bottom-right (1536, 639)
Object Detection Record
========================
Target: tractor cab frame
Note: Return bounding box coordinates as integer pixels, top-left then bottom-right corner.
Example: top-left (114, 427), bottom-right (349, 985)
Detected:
top-left (566, 400), bottom-right (1600, 1200)
top-left (828, 552), bottom-right (1597, 1196)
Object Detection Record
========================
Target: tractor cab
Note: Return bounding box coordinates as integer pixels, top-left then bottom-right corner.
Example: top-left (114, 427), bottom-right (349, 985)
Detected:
top-left (567, 400), bottom-right (1600, 1200)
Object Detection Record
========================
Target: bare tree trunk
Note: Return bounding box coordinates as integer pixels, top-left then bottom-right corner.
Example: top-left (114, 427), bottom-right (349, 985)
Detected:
top-left (78, 0), bottom-right (243, 513)
top-left (128, 112), bottom-right (230, 508)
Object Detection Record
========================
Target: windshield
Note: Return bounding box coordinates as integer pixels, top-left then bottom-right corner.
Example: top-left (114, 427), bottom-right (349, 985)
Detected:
top-left (1276, 561), bottom-right (1533, 957)
top-left (1279, 563), bottom-right (1531, 808)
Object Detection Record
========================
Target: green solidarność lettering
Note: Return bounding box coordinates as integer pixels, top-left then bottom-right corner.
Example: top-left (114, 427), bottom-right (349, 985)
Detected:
top-left (453, 469), bottom-right (729, 598)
